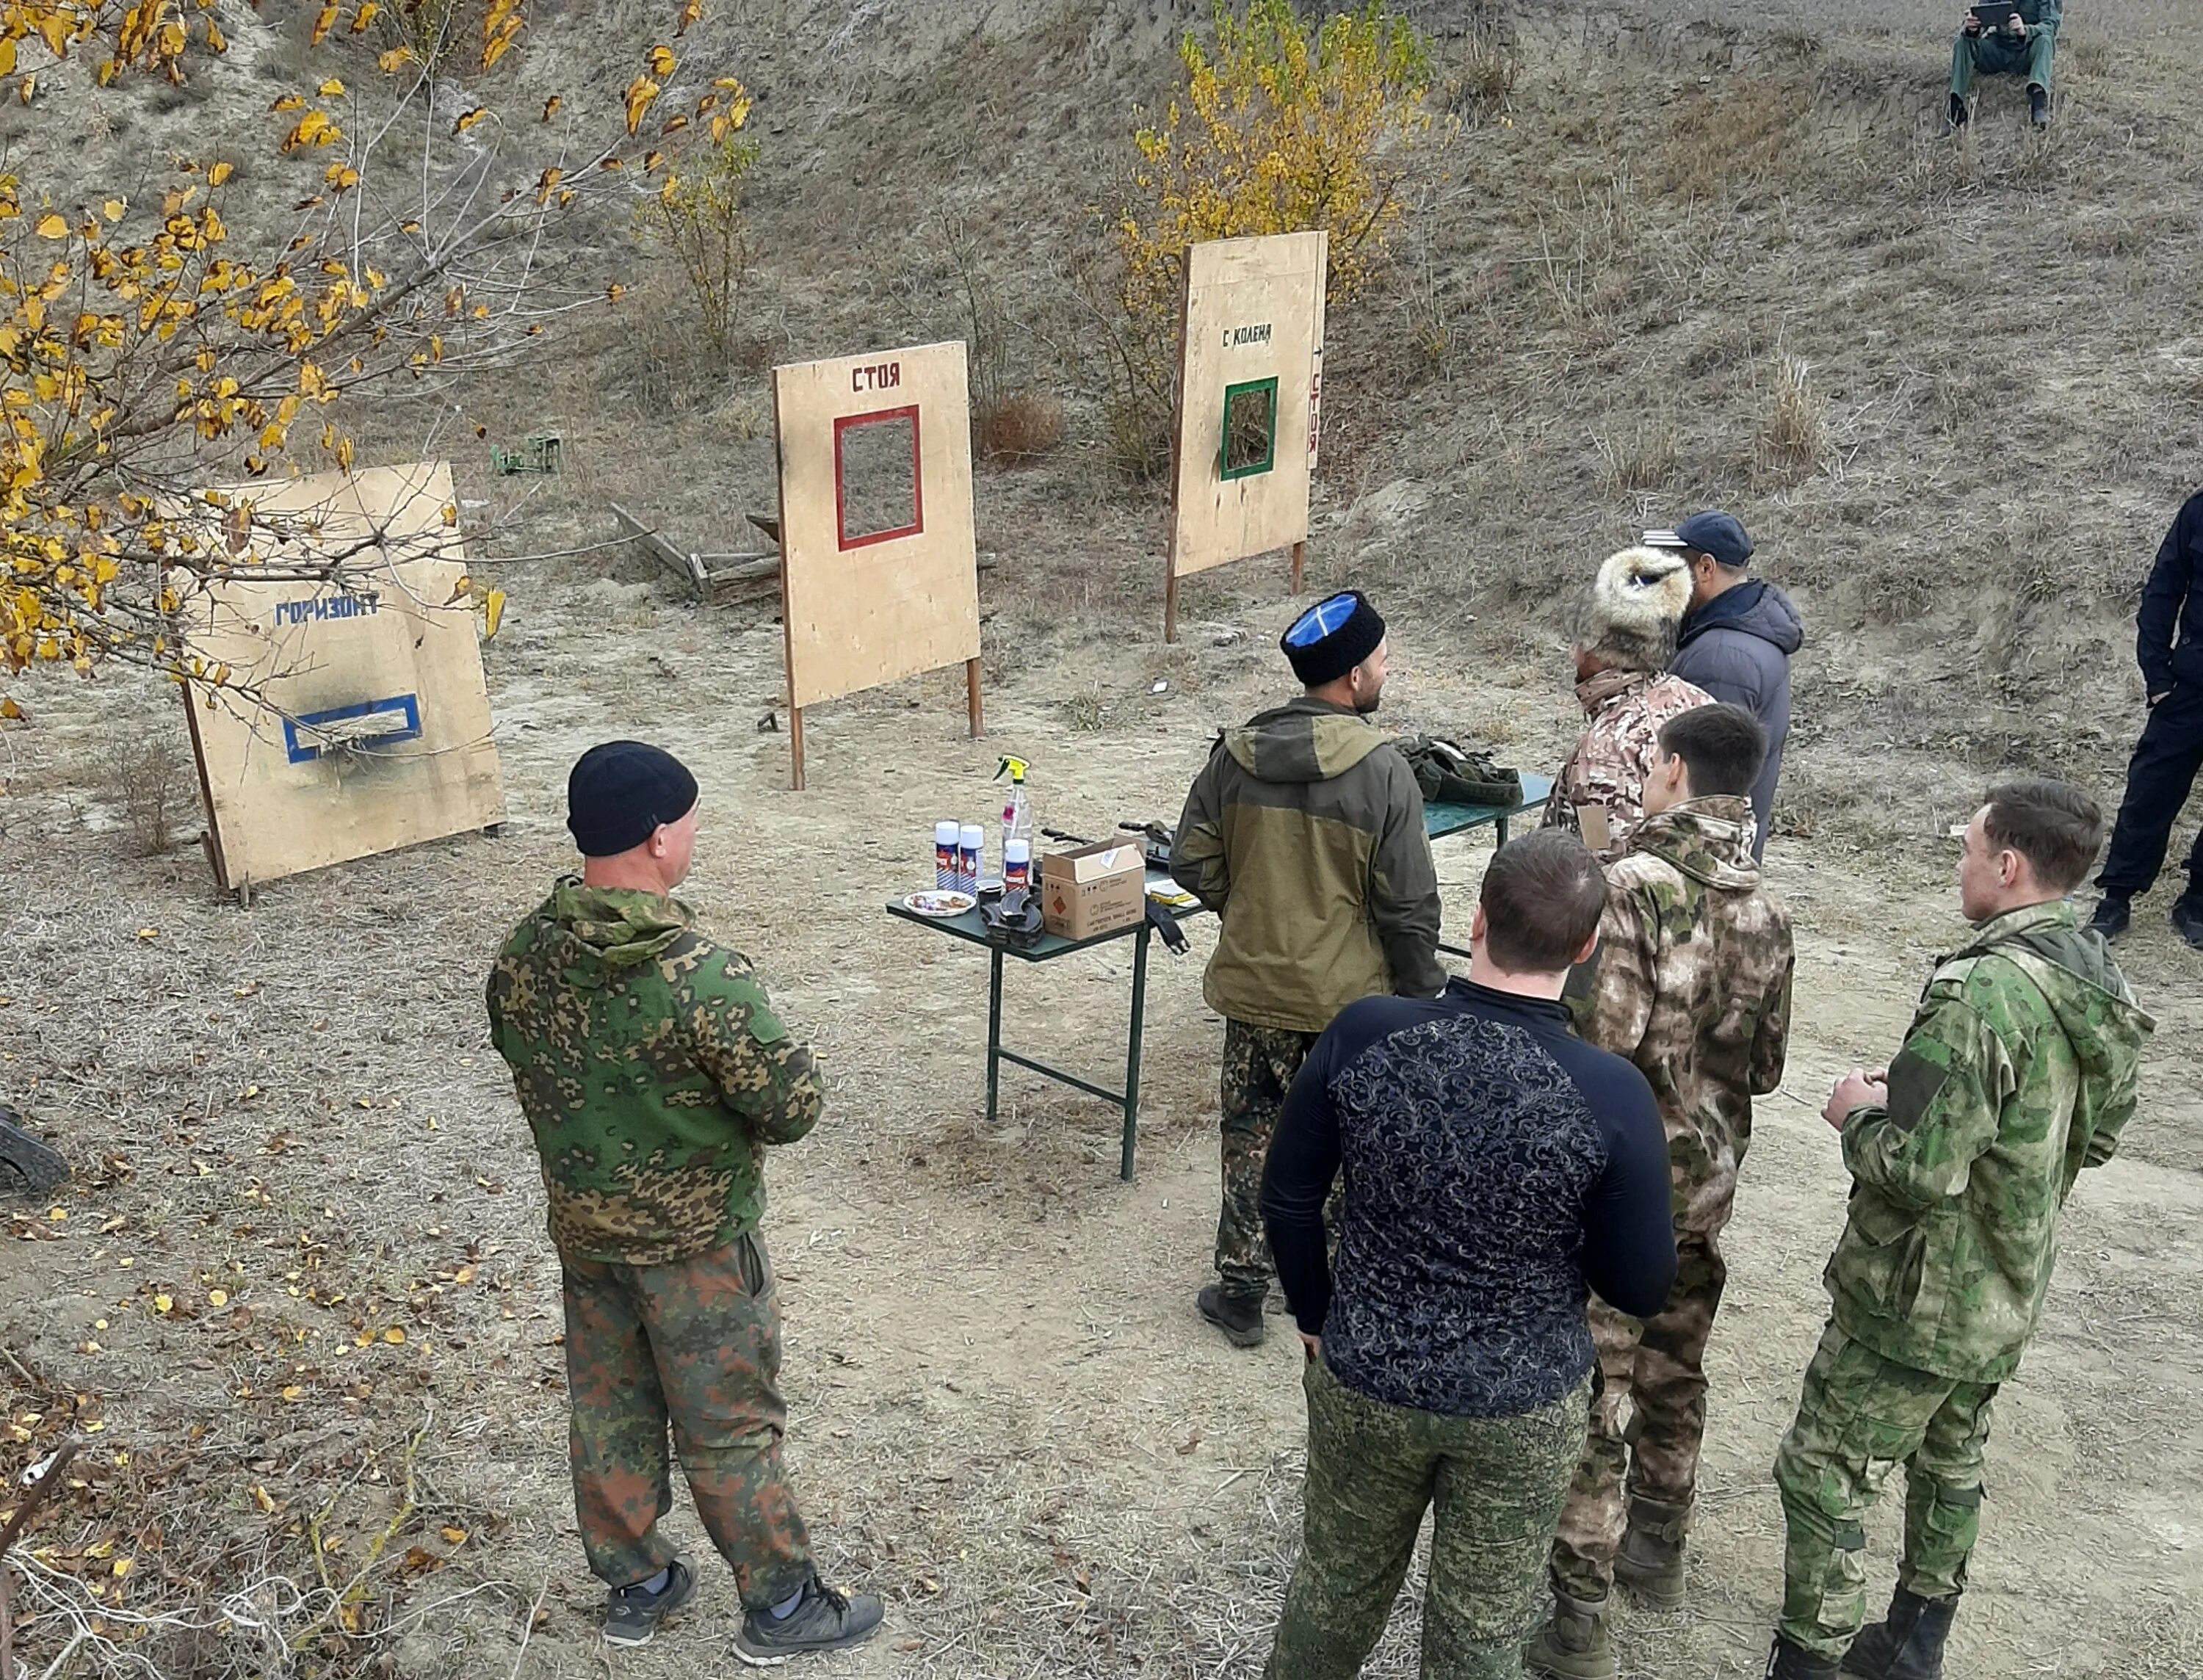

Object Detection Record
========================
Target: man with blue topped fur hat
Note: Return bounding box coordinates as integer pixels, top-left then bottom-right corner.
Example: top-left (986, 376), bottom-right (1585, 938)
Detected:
top-left (1173, 590), bottom-right (1445, 1349)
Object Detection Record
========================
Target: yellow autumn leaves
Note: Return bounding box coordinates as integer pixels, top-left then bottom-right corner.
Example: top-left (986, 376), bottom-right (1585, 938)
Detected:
top-left (0, 0), bottom-right (727, 703)
top-left (1099, 0), bottom-right (1433, 475)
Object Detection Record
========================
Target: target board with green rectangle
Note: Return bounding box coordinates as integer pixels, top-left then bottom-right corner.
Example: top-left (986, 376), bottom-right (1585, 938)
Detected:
top-left (1165, 231), bottom-right (1328, 642)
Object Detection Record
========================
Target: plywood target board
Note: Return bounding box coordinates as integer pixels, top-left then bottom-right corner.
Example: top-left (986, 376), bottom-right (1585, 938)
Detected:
top-left (178, 461), bottom-right (505, 897)
top-left (773, 338), bottom-right (982, 788)
top-left (1165, 231), bottom-right (1328, 638)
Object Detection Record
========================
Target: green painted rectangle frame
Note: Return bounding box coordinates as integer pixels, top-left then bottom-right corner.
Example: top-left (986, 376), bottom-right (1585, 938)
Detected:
top-left (1219, 375), bottom-right (1280, 480)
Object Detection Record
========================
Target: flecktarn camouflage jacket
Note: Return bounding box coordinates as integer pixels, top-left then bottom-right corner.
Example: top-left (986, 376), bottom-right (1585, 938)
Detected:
top-left (1568, 796), bottom-right (1793, 1234)
top-left (485, 880), bottom-right (824, 1267)
top-left (1829, 900), bottom-right (2152, 1383)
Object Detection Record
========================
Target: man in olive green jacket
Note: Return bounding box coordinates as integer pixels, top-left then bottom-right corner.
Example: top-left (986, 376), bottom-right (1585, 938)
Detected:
top-left (1764, 779), bottom-right (2152, 1680)
top-left (1173, 591), bottom-right (1444, 1348)
top-left (1948, 0), bottom-right (2059, 131)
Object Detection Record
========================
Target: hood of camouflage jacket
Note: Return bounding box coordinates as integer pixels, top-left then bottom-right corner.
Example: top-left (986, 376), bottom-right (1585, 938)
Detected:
top-left (1222, 697), bottom-right (1391, 785)
top-left (542, 879), bottom-right (695, 983)
top-left (1628, 797), bottom-right (1759, 890)
top-left (1574, 666), bottom-right (1654, 716)
top-left (1951, 900), bottom-right (2156, 1104)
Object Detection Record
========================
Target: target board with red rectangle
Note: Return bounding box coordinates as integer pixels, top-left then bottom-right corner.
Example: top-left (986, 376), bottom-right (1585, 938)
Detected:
top-left (772, 341), bottom-right (982, 789)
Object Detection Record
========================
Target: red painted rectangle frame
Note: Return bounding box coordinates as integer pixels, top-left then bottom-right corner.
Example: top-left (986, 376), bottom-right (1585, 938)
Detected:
top-left (832, 403), bottom-right (925, 551)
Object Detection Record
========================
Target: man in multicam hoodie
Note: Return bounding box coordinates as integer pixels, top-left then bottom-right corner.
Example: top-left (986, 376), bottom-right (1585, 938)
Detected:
top-left (485, 741), bottom-right (882, 1665)
top-left (1542, 546), bottom-right (1716, 865)
top-left (1528, 704), bottom-right (1795, 1680)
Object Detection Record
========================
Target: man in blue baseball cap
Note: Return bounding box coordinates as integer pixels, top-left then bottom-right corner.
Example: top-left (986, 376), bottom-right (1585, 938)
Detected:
top-left (1643, 513), bottom-right (1802, 863)
top-left (1171, 590), bottom-right (1446, 1349)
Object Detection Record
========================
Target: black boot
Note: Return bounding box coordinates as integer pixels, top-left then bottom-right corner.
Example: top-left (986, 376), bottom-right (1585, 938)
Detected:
top-left (1943, 93), bottom-right (1969, 134)
top-left (1766, 1635), bottom-right (1841, 1679)
top-left (2087, 894), bottom-right (2130, 939)
top-left (1196, 1283), bottom-right (1266, 1347)
top-left (2028, 84), bottom-right (2050, 128)
top-left (2171, 894), bottom-right (2203, 949)
top-left (1844, 1587), bottom-right (1957, 1680)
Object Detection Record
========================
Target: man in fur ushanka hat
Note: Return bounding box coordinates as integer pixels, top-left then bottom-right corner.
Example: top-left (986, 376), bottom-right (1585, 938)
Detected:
top-left (1539, 548), bottom-right (1716, 863)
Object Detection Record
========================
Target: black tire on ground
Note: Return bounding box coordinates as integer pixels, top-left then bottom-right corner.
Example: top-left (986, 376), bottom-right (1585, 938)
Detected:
top-left (0, 1106), bottom-right (67, 1195)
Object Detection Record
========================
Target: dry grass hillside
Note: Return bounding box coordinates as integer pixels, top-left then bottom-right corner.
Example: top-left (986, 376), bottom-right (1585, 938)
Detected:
top-left (2, 4), bottom-right (2201, 1680)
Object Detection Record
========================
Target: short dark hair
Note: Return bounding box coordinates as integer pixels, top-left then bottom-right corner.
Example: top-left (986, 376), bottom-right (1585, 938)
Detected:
top-left (1982, 779), bottom-right (2103, 894)
top-left (1658, 703), bottom-right (1767, 799)
top-left (1481, 830), bottom-right (1607, 974)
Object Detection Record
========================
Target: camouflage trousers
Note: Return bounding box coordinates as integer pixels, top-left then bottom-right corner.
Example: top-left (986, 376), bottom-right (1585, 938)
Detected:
top-left (1217, 1018), bottom-right (1320, 1301)
top-left (561, 1228), bottom-right (814, 1608)
top-left (1266, 1355), bottom-right (1591, 1680)
top-left (1773, 1322), bottom-right (1998, 1661)
top-left (1549, 1228), bottom-right (1726, 1598)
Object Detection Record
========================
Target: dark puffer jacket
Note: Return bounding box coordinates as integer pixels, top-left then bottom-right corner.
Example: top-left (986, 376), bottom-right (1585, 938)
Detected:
top-left (1669, 580), bottom-right (1804, 861)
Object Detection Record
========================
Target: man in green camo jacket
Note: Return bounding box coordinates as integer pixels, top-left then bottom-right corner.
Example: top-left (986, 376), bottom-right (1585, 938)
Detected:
top-left (486, 741), bottom-right (882, 1663)
top-left (1762, 778), bottom-right (2152, 1680)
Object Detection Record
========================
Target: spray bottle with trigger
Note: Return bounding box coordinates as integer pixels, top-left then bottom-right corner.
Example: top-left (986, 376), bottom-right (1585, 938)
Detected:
top-left (996, 756), bottom-right (1034, 892)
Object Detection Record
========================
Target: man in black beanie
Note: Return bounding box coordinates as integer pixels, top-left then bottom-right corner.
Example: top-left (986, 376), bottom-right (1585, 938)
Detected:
top-left (1172, 593), bottom-right (1445, 1348)
top-left (485, 742), bottom-right (883, 1662)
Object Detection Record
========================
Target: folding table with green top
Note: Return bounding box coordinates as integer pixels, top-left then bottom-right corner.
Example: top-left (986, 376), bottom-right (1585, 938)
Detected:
top-left (883, 771), bottom-right (1553, 1181)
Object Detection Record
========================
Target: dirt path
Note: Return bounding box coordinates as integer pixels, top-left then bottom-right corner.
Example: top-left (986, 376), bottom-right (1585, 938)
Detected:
top-left (5, 562), bottom-right (2199, 1678)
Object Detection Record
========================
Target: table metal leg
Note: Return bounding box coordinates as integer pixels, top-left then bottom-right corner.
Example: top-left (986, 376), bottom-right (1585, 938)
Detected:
top-left (1121, 925), bottom-right (1151, 1182)
top-left (986, 946), bottom-right (1005, 1128)
top-left (1497, 814), bottom-right (1510, 847)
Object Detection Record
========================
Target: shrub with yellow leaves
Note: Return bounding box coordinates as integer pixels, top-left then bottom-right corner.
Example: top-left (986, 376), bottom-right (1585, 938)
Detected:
top-left (0, 0), bottom-right (736, 718)
top-left (634, 88), bottom-right (759, 363)
top-left (1093, 0), bottom-right (1434, 478)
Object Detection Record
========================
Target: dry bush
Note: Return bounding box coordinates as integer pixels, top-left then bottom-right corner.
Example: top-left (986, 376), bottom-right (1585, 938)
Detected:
top-left (96, 732), bottom-right (191, 855)
top-left (1442, 4), bottom-right (1520, 120)
top-left (1659, 79), bottom-right (1820, 201)
top-left (977, 391), bottom-right (1066, 463)
top-left (1757, 354), bottom-right (1831, 482)
top-left (1592, 417), bottom-right (1679, 493)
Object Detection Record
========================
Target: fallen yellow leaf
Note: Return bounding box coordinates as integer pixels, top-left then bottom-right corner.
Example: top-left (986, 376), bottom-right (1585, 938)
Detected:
top-left (208, 1289), bottom-right (229, 1308)
top-left (440, 1526), bottom-right (466, 1544)
top-left (382, 1327), bottom-right (406, 1345)
top-left (153, 1295), bottom-right (173, 1314)
top-left (34, 212), bottom-right (66, 239)
top-left (280, 1385), bottom-right (303, 1402)
top-left (252, 1485), bottom-right (275, 1514)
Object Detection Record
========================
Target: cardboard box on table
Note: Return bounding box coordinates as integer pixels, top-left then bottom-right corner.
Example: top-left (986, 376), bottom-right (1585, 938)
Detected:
top-left (1038, 843), bottom-right (1146, 941)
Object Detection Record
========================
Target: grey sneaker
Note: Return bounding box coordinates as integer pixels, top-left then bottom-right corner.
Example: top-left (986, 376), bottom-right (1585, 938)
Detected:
top-left (734, 1576), bottom-right (885, 1666)
top-left (603, 1558), bottom-right (696, 1647)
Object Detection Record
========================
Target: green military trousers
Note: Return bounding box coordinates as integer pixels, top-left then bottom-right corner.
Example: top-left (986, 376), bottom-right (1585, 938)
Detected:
top-left (1217, 1018), bottom-right (1320, 1302)
top-left (1951, 24), bottom-right (2055, 97)
top-left (1551, 1227), bottom-right (1727, 1598)
top-left (1772, 1322), bottom-right (1999, 1662)
top-left (561, 1228), bottom-right (815, 1609)
top-left (1265, 1355), bottom-right (1590, 1680)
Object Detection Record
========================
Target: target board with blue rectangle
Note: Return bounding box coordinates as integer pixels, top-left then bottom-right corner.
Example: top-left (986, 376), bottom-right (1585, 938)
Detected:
top-left (180, 462), bottom-right (506, 897)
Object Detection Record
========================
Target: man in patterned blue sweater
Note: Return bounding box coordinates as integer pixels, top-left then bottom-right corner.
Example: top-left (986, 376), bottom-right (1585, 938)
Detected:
top-left (1259, 830), bottom-right (1679, 1680)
